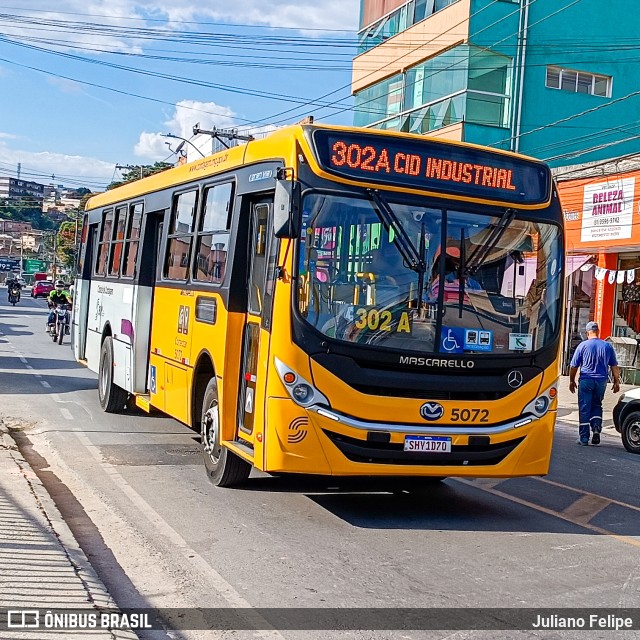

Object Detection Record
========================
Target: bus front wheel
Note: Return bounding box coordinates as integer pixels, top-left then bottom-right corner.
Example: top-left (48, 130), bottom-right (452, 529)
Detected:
top-left (201, 379), bottom-right (251, 487)
top-left (98, 337), bottom-right (128, 413)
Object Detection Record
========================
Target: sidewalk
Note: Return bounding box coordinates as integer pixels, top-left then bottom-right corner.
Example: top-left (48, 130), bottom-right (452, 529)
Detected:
top-left (555, 374), bottom-right (632, 432)
top-left (0, 420), bottom-right (137, 639)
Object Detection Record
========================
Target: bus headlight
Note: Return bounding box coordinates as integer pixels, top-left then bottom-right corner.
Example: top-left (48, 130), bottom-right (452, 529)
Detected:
top-left (274, 357), bottom-right (330, 408)
top-left (522, 383), bottom-right (557, 418)
top-left (534, 396), bottom-right (549, 414)
top-left (292, 384), bottom-right (312, 403)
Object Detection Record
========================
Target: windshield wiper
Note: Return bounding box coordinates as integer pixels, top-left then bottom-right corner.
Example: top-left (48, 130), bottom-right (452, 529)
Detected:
top-left (458, 227), bottom-right (466, 318)
top-left (366, 189), bottom-right (425, 273)
top-left (463, 208), bottom-right (516, 276)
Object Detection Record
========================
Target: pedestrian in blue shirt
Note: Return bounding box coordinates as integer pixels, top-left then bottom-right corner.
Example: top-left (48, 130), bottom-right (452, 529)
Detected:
top-left (569, 321), bottom-right (620, 446)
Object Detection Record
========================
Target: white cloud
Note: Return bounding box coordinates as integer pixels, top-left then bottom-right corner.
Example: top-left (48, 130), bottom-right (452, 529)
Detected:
top-left (142, 0), bottom-right (359, 31)
top-left (2, 1), bottom-right (359, 49)
top-left (0, 141), bottom-right (115, 188)
top-left (135, 99), bottom-right (237, 160)
top-left (134, 99), bottom-right (282, 161)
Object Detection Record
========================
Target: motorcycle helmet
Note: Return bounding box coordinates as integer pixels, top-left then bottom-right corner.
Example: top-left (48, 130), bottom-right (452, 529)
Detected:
top-left (55, 279), bottom-right (65, 290)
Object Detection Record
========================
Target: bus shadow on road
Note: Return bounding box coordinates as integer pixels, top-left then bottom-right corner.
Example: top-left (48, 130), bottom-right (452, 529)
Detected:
top-left (305, 483), bottom-right (589, 532)
top-left (242, 475), bottom-right (584, 532)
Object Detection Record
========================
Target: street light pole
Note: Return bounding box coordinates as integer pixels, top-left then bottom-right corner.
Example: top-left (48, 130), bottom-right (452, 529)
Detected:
top-left (161, 133), bottom-right (206, 158)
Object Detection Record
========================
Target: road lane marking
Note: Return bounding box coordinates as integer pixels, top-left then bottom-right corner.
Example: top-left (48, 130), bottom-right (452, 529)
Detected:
top-left (18, 356), bottom-right (27, 364)
top-left (562, 494), bottom-right (610, 524)
top-left (66, 427), bottom-right (285, 640)
top-left (59, 408), bottom-right (74, 421)
top-left (40, 380), bottom-right (51, 389)
top-left (531, 476), bottom-right (640, 514)
top-left (456, 478), bottom-right (640, 549)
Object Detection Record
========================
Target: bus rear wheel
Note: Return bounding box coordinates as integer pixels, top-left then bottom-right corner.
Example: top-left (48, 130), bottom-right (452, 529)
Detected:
top-left (98, 336), bottom-right (128, 413)
top-left (201, 379), bottom-right (251, 487)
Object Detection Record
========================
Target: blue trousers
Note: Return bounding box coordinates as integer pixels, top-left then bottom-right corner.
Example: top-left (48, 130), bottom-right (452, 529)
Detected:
top-left (578, 378), bottom-right (608, 442)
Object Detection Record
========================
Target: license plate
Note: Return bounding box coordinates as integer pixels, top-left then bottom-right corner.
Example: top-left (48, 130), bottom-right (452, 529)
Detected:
top-left (404, 436), bottom-right (451, 453)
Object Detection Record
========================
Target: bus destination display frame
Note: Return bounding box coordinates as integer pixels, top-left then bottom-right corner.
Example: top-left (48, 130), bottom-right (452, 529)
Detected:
top-left (310, 129), bottom-right (551, 206)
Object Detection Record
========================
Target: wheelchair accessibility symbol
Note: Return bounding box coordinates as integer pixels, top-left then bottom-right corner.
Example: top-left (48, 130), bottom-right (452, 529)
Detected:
top-left (440, 326), bottom-right (464, 353)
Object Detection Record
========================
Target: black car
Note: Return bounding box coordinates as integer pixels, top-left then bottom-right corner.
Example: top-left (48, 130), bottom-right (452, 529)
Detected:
top-left (612, 389), bottom-right (640, 454)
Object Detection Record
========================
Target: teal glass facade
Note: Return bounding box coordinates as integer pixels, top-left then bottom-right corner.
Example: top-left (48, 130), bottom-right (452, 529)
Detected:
top-left (354, 0), bottom-right (640, 167)
top-left (354, 45), bottom-right (511, 135)
top-left (358, 0), bottom-right (459, 54)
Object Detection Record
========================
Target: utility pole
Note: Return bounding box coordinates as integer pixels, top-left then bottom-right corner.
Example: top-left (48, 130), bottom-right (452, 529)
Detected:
top-left (51, 230), bottom-right (58, 281)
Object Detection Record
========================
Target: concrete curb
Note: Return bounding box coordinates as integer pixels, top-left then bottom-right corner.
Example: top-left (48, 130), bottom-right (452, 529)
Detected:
top-left (0, 422), bottom-right (137, 639)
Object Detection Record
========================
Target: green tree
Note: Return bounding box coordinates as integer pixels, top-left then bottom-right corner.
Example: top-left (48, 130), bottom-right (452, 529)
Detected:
top-left (0, 197), bottom-right (56, 230)
top-left (56, 221), bottom-right (78, 269)
top-left (107, 162), bottom-right (173, 190)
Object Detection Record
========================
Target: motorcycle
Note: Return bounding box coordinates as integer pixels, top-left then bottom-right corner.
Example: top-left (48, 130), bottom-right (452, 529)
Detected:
top-left (8, 285), bottom-right (21, 306)
top-left (49, 304), bottom-right (71, 345)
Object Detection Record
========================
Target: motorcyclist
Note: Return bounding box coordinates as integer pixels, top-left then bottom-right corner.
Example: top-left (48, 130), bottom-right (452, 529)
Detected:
top-left (47, 280), bottom-right (72, 330)
top-left (6, 273), bottom-right (21, 302)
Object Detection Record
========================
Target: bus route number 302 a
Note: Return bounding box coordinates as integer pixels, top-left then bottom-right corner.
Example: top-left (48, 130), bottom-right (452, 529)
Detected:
top-left (353, 307), bottom-right (412, 333)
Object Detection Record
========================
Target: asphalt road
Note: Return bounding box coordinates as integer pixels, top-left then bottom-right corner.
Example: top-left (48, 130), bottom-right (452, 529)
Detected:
top-left (1, 294), bottom-right (639, 640)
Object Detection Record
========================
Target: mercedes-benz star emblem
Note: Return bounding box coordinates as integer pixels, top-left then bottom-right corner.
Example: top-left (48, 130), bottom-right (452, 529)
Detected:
top-left (420, 402), bottom-right (444, 421)
top-left (507, 370), bottom-right (524, 388)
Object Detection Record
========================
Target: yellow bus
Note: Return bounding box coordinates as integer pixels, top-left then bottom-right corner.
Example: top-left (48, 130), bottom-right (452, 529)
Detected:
top-left (72, 123), bottom-right (564, 487)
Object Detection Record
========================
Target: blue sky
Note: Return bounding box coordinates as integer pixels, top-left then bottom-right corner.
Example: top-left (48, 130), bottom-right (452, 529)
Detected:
top-left (0, 1), bottom-right (360, 191)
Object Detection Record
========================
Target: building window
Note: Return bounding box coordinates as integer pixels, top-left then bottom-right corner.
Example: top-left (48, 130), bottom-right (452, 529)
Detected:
top-left (355, 44), bottom-right (511, 133)
top-left (358, 0), bottom-right (460, 54)
top-left (354, 73), bottom-right (404, 127)
top-left (546, 66), bottom-right (611, 98)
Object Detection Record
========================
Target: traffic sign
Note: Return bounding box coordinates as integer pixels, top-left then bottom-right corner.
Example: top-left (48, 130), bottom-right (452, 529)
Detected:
top-left (0, 258), bottom-right (20, 272)
top-left (23, 258), bottom-right (47, 273)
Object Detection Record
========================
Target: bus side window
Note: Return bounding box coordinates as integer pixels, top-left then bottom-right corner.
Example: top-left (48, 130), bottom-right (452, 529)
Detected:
top-left (108, 206), bottom-right (127, 277)
top-left (164, 190), bottom-right (197, 281)
top-left (95, 209), bottom-right (113, 276)
top-left (76, 214), bottom-right (89, 277)
top-left (194, 183), bottom-right (233, 284)
top-left (122, 203), bottom-right (143, 278)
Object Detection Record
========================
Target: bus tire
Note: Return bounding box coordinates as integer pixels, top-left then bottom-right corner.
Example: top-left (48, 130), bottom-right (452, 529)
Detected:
top-left (201, 378), bottom-right (251, 487)
top-left (98, 337), bottom-right (128, 413)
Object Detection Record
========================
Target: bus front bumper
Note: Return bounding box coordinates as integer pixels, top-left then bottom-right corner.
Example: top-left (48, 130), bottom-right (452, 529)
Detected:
top-left (266, 399), bottom-right (554, 478)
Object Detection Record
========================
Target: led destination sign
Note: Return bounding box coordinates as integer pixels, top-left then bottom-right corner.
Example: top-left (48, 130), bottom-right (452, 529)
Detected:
top-left (311, 130), bottom-right (551, 205)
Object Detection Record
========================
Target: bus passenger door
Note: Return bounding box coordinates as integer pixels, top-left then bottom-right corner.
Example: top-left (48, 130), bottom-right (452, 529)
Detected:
top-left (237, 200), bottom-right (273, 445)
top-left (133, 212), bottom-right (164, 395)
top-left (73, 222), bottom-right (97, 361)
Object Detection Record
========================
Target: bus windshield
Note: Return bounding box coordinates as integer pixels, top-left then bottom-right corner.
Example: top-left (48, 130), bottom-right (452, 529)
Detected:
top-left (297, 192), bottom-right (562, 356)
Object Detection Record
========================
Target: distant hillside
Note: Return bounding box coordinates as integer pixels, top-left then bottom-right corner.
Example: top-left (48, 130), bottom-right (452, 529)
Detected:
top-left (1, 196), bottom-right (63, 231)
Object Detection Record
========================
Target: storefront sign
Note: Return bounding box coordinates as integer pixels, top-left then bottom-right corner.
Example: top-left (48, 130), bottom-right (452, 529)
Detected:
top-left (581, 177), bottom-right (635, 242)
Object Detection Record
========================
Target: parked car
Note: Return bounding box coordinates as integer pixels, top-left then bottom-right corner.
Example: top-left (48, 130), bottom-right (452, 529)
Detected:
top-left (31, 280), bottom-right (54, 298)
top-left (612, 389), bottom-right (640, 454)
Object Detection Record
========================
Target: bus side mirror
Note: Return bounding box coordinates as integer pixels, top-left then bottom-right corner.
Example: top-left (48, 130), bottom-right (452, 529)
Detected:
top-left (274, 173), bottom-right (301, 238)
